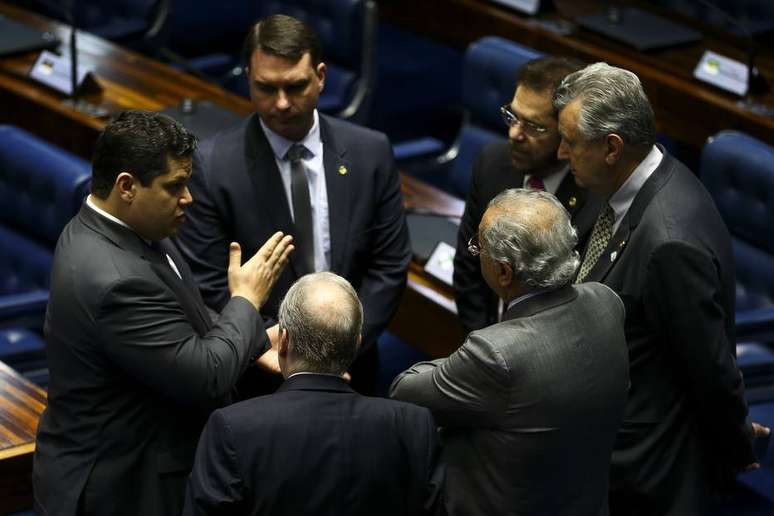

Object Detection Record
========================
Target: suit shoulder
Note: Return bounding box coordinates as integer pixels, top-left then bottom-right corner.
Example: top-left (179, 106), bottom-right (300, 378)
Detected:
top-left (323, 115), bottom-right (390, 146)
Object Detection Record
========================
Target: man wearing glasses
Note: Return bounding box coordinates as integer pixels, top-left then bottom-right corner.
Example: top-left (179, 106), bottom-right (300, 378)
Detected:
top-left (393, 189), bottom-right (629, 516)
top-left (454, 56), bottom-right (600, 333)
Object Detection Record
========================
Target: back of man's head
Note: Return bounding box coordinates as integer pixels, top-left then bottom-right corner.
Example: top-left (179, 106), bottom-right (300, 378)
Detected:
top-left (482, 189), bottom-right (580, 290)
top-left (242, 14), bottom-right (322, 66)
top-left (278, 272), bottom-right (363, 375)
top-left (91, 110), bottom-right (197, 199)
top-left (516, 56), bottom-right (586, 97)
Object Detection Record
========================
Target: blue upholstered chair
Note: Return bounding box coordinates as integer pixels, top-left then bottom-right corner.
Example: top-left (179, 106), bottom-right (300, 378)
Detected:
top-left (399, 37), bottom-right (542, 199)
top-left (0, 125), bottom-right (90, 384)
top-left (700, 131), bottom-right (774, 345)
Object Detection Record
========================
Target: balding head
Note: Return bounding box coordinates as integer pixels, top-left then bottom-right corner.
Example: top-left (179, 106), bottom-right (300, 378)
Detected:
top-left (480, 189), bottom-right (580, 293)
top-left (278, 272), bottom-right (363, 376)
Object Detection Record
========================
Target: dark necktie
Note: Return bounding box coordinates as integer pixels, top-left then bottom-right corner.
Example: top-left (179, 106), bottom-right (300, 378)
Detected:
top-left (576, 203), bottom-right (615, 283)
top-left (526, 176), bottom-right (546, 191)
top-left (285, 143), bottom-right (315, 275)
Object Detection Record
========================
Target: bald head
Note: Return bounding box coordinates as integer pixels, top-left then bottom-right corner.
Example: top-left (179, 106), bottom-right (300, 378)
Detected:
top-left (278, 272), bottom-right (363, 375)
top-left (480, 189), bottom-right (580, 290)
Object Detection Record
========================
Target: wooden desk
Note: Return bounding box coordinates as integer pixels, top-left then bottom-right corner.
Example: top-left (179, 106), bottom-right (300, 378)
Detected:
top-left (0, 2), bottom-right (466, 358)
top-left (378, 0), bottom-right (774, 152)
top-left (0, 360), bottom-right (46, 514)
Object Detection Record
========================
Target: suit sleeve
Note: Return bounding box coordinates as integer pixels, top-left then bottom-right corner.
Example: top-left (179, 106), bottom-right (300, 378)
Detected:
top-left (174, 148), bottom-right (232, 312)
top-left (96, 276), bottom-right (263, 412)
top-left (357, 136), bottom-right (411, 349)
top-left (453, 151), bottom-right (499, 333)
top-left (183, 410), bottom-right (246, 516)
top-left (390, 332), bottom-right (509, 427)
top-left (644, 241), bottom-right (755, 471)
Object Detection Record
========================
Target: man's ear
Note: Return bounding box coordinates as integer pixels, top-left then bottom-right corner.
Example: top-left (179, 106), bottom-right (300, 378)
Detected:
top-left (605, 134), bottom-right (624, 165)
top-left (497, 261), bottom-right (513, 288)
top-left (278, 327), bottom-right (290, 358)
top-left (115, 172), bottom-right (137, 203)
top-left (316, 62), bottom-right (326, 92)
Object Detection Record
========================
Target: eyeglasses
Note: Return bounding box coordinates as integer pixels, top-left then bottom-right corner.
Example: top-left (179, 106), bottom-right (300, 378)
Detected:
top-left (500, 104), bottom-right (549, 136)
top-left (467, 235), bottom-right (483, 257)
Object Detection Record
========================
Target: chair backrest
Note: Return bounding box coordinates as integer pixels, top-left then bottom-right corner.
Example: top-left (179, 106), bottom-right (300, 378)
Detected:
top-left (446, 37), bottom-right (543, 198)
top-left (0, 125), bottom-right (91, 247)
top-left (257, 0), bottom-right (378, 122)
top-left (700, 130), bottom-right (774, 311)
top-left (14, 0), bottom-right (168, 46)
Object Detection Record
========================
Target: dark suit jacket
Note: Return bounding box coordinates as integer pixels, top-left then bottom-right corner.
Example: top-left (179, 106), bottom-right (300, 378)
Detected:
top-left (580, 150), bottom-right (755, 515)
top-left (33, 205), bottom-right (265, 516)
top-left (391, 283), bottom-right (630, 516)
top-left (453, 141), bottom-right (600, 332)
top-left (174, 114), bottom-right (411, 354)
top-left (183, 374), bottom-right (439, 516)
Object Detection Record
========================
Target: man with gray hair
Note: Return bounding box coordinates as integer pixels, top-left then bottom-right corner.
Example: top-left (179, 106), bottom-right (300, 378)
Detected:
top-left (392, 189), bottom-right (629, 516)
top-left (184, 272), bottom-right (439, 516)
top-left (554, 62), bottom-right (769, 515)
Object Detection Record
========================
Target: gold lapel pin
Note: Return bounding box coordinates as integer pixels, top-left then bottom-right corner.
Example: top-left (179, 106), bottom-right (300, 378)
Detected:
top-left (338, 165), bottom-right (348, 175)
top-left (567, 196), bottom-right (577, 208)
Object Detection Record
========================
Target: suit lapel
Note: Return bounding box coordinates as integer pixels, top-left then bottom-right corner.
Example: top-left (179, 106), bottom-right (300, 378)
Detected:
top-left (320, 116), bottom-right (351, 273)
top-left (555, 170), bottom-right (587, 218)
top-left (157, 239), bottom-right (213, 332)
top-left (583, 151), bottom-right (675, 283)
top-left (79, 205), bottom-right (212, 334)
top-left (242, 116), bottom-right (305, 278)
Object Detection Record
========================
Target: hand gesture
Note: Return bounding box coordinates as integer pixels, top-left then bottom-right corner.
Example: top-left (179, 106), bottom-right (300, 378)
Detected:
top-left (228, 232), bottom-right (293, 310)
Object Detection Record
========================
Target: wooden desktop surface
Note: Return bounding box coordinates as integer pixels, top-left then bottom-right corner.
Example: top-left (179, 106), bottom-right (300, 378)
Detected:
top-left (379, 0), bottom-right (774, 152)
top-left (0, 360), bottom-right (46, 513)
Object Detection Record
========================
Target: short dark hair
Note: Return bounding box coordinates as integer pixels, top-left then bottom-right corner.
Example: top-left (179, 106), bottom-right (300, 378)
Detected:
top-left (241, 14), bottom-right (322, 67)
top-left (91, 110), bottom-right (197, 198)
top-left (516, 56), bottom-right (586, 96)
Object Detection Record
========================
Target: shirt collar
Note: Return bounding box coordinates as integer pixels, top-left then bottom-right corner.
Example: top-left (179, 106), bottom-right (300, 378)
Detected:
top-left (85, 195), bottom-right (150, 244)
top-left (507, 288), bottom-right (554, 311)
top-left (525, 163), bottom-right (570, 194)
top-left (259, 110), bottom-right (322, 161)
top-left (608, 145), bottom-right (662, 222)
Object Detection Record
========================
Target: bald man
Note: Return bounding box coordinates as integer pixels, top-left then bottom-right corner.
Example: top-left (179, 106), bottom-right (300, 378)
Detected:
top-left (184, 272), bottom-right (439, 516)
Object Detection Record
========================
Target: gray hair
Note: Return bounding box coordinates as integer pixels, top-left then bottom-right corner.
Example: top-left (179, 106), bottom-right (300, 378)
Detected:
top-left (553, 62), bottom-right (655, 147)
top-left (278, 272), bottom-right (363, 375)
top-left (482, 189), bottom-right (579, 289)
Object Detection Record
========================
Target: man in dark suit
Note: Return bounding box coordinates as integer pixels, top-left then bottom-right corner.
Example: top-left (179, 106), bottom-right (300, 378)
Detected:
top-left (392, 189), bottom-right (629, 516)
top-left (174, 15), bottom-right (410, 394)
top-left (33, 111), bottom-right (293, 516)
top-left (554, 62), bottom-right (770, 515)
top-left (184, 272), bottom-right (439, 516)
top-left (454, 56), bottom-right (599, 333)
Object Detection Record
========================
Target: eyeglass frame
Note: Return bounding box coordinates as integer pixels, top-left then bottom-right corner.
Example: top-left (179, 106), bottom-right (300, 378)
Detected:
top-left (468, 235), bottom-right (483, 257)
top-left (499, 104), bottom-right (550, 137)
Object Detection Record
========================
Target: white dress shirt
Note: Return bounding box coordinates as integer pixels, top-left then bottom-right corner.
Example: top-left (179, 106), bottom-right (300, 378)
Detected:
top-left (260, 110), bottom-right (331, 272)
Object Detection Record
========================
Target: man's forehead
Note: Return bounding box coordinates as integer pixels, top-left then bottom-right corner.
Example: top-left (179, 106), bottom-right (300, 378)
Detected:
top-left (250, 51), bottom-right (315, 79)
top-left (512, 86), bottom-right (556, 122)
